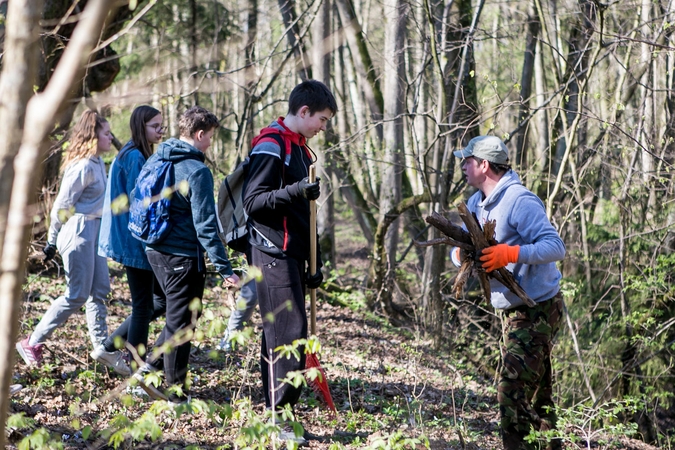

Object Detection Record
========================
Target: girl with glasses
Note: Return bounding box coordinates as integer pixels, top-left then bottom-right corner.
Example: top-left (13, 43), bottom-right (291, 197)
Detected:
top-left (95, 105), bottom-right (168, 375)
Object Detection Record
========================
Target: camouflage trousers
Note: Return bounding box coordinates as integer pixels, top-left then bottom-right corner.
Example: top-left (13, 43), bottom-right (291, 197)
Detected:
top-left (498, 293), bottom-right (563, 450)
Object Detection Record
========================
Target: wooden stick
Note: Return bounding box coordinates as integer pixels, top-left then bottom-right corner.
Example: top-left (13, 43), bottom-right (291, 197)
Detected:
top-left (457, 203), bottom-right (492, 303)
top-left (414, 236), bottom-right (471, 249)
top-left (425, 212), bottom-right (473, 249)
top-left (458, 202), bottom-right (536, 307)
top-left (309, 165), bottom-right (317, 335)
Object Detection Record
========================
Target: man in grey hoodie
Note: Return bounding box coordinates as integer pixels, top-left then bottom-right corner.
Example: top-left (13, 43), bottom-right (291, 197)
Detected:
top-left (453, 136), bottom-right (565, 450)
top-left (142, 106), bottom-right (239, 404)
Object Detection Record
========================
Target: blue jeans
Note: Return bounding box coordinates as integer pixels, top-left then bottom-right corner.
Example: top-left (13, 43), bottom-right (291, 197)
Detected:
top-left (224, 279), bottom-right (257, 339)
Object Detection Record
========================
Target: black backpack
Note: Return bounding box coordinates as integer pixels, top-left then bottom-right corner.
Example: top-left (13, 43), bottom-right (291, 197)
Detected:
top-left (217, 129), bottom-right (290, 252)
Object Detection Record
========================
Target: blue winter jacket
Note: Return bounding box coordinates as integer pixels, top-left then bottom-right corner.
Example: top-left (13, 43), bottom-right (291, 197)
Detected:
top-left (145, 138), bottom-right (234, 278)
top-left (98, 141), bottom-right (152, 270)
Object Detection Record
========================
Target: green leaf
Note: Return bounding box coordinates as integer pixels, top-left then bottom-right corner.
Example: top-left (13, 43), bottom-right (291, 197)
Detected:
top-left (178, 180), bottom-right (190, 195)
top-left (111, 193), bottom-right (129, 215)
top-left (161, 186), bottom-right (174, 199)
top-left (7, 412), bottom-right (32, 429)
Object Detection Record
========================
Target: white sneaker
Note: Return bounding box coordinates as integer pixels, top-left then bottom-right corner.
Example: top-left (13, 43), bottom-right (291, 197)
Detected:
top-left (125, 385), bottom-right (148, 397)
top-left (131, 363), bottom-right (167, 401)
top-left (9, 384), bottom-right (23, 396)
top-left (167, 393), bottom-right (191, 408)
top-left (90, 345), bottom-right (131, 376)
top-left (216, 336), bottom-right (232, 352)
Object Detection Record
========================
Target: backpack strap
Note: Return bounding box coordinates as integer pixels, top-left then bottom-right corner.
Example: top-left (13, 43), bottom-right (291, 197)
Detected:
top-left (251, 128), bottom-right (293, 186)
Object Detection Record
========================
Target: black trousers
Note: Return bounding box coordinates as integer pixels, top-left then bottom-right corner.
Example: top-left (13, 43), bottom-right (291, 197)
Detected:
top-left (104, 266), bottom-right (166, 356)
top-left (146, 249), bottom-right (205, 388)
top-left (251, 246), bottom-right (308, 411)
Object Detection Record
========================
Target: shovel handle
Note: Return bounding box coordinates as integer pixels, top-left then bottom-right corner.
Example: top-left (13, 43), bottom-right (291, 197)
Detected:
top-left (309, 165), bottom-right (317, 336)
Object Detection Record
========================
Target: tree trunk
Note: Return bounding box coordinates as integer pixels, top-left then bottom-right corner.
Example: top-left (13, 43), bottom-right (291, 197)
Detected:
top-left (376, 0), bottom-right (408, 313)
top-left (515, 1), bottom-right (540, 175)
top-left (333, 41), bottom-right (377, 243)
top-left (0, 0), bottom-right (41, 261)
top-left (236, 0), bottom-right (258, 157)
top-left (312, 0), bottom-right (338, 270)
top-left (532, 26), bottom-right (549, 188)
top-left (278, 0), bottom-right (311, 80)
top-left (638, 0), bottom-right (658, 220)
top-left (0, 0), bottom-right (116, 444)
top-left (190, 0), bottom-right (199, 104)
top-left (334, 0), bottom-right (384, 129)
top-left (421, 0), bottom-right (482, 340)
top-left (551, 0), bottom-right (595, 177)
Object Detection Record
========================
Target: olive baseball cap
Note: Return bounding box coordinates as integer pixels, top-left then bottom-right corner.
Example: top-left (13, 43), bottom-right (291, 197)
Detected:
top-left (453, 136), bottom-right (509, 164)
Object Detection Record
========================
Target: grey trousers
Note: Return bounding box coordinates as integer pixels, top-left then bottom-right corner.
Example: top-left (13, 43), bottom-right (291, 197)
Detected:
top-left (224, 278), bottom-right (257, 338)
top-left (31, 215), bottom-right (110, 348)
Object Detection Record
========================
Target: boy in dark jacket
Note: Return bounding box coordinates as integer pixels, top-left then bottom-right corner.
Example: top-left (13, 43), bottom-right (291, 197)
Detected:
top-left (244, 80), bottom-right (337, 443)
top-left (143, 106), bottom-right (239, 404)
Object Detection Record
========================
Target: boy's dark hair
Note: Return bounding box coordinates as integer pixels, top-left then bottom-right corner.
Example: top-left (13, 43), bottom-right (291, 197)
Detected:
top-left (288, 80), bottom-right (338, 116)
top-left (179, 106), bottom-right (219, 137)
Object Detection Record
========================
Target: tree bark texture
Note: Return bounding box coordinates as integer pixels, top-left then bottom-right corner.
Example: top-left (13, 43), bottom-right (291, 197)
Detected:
top-left (376, 0), bottom-right (408, 314)
top-left (277, 0), bottom-right (311, 80)
top-left (312, 0), bottom-right (338, 269)
top-left (515, 1), bottom-right (540, 173)
top-left (0, 1), bottom-right (116, 444)
top-left (0, 0), bottom-right (43, 441)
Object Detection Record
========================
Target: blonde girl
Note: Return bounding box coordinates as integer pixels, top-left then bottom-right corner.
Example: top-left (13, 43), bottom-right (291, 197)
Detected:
top-left (16, 110), bottom-right (113, 367)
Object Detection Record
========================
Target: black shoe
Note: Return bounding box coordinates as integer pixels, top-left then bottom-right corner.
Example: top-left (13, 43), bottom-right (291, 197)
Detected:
top-left (167, 391), bottom-right (191, 408)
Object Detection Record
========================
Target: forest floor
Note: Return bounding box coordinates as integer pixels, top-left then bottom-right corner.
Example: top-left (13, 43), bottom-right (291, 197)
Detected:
top-left (7, 235), bottom-right (664, 450)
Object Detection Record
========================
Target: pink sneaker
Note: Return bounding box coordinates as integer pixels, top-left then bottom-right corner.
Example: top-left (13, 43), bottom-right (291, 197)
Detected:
top-left (16, 337), bottom-right (43, 366)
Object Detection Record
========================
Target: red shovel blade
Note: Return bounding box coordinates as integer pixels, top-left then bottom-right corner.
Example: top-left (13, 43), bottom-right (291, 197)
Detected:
top-left (305, 352), bottom-right (336, 414)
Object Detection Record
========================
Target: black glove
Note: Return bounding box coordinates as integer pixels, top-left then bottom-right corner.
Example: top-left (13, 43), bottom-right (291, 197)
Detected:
top-left (43, 244), bottom-right (57, 261)
top-left (305, 270), bottom-right (323, 289)
top-left (292, 177), bottom-right (321, 200)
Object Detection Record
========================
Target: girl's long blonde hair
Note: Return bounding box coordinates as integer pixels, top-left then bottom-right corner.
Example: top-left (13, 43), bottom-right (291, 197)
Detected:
top-left (62, 110), bottom-right (108, 168)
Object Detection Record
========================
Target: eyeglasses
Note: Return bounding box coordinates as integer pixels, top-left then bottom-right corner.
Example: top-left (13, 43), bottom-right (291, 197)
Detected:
top-left (146, 123), bottom-right (167, 133)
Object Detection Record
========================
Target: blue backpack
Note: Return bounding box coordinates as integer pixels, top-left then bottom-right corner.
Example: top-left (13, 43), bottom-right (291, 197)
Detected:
top-left (128, 154), bottom-right (198, 244)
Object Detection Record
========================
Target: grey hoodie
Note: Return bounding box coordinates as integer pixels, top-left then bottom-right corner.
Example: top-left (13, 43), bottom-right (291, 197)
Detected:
top-left (48, 156), bottom-right (107, 246)
top-left (466, 170), bottom-right (565, 309)
top-left (145, 138), bottom-right (233, 278)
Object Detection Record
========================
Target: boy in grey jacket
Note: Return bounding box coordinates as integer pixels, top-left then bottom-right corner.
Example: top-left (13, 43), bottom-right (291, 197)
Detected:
top-left (453, 136), bottom-right (565, 450)
top-left (142, 106), bottom-right (239, 404)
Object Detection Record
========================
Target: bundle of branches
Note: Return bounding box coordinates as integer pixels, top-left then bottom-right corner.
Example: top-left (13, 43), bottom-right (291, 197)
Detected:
top-left (416, 202), bottom-right (535, 307)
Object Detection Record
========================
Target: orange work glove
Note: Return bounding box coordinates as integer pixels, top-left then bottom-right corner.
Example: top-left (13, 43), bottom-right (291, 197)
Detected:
top-left (479, 243), bottom-right (520, 272)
